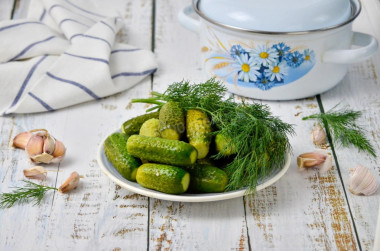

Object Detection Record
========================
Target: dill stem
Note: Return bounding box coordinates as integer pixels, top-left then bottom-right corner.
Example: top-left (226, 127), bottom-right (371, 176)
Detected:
top-left (145, 106), bottom-right (160, 112)
top-left (151, 91), bottom-right (164, 97)
top-left (131, 98), bottom-right (164, 106)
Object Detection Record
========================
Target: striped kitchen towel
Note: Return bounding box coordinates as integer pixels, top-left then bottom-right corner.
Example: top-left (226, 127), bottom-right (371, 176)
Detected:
top-left (0, 0), bottom-right (158, 115)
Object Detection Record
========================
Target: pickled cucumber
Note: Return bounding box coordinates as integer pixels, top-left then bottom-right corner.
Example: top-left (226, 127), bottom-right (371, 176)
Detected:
top-left (136, 163), bottom-right (190, 194)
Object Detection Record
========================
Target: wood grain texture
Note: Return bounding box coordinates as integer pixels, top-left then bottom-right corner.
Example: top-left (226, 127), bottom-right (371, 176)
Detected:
top-left (250, 99), bottom-right (358, 250)
top-left (0, 0), bottom-right (153, 250)
top-left (319, 1), bottom-right (380, 250)
top-left (0, 0), bottom-right (13, 20)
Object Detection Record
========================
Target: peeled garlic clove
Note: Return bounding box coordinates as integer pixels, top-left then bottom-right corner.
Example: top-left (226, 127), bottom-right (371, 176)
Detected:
top-left (59, 171), bottom-right (81, 193)
top-left (11, 131), bottom-right (33, 149)
top-left (311, 123), bottom-right (327, 146)
top-left (25, 135), bottom-right (44, 158)
top-left (348, 165), bottom-right (378, 196)
top-left (23, 166), bottom-right (47, 180)
top-left (297, 151), bottom-right (327, 169)
top-left (43, 135), bottom-right (55, 155)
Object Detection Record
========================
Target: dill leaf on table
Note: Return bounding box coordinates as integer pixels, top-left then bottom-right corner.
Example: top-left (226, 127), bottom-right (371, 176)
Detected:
top-left (302, 105), bottom-right (376, 157)
top-left (132, 79), bottom-right (294, 192)
top-left (0, 180), bottom-right (57, 209)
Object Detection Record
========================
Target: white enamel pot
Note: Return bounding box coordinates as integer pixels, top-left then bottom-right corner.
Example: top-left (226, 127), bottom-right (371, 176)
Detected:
top-left (178, 0), bottom-right (378, 100)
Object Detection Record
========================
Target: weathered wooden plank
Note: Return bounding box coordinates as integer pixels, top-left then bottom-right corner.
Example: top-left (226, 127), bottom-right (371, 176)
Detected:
top-left (0, 0), bottom-right (153, 250)
top-left (149, 0), bottom-right (249, 250)
top-left (0, 0), bottom-right (14, 20)
top-left (0, 3), bottom-right (57, 251)
top-left (319, 1), bottom-right (380, 249)
top-left (245, 99), bottom-right (359, 250)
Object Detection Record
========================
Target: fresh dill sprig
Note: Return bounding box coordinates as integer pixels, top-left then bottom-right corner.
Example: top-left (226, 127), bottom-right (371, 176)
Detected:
top-left (0, 180), bottom-right (57, 208)
top-left (202, 100), bottom-right (294, 191)
top-left (132, 78), bottom-right (228, 112)
top-left (302, 105), bottom-right (376, 157)
top-left (131, 79), bottom-right (294, 192)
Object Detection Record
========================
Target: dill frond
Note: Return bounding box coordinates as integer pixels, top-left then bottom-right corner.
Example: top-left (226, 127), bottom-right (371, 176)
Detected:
top-left (0, 180), bottom-right (57, 208)
top-left (303, 105), bottom-right (376, 157)
top-left (202, 101), bottom-right (294, 192)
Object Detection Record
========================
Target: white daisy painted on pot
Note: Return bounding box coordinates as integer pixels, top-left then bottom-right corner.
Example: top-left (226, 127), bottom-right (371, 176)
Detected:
top-left (233, 53), bottom-right (261, 82)
top-left (303, 49), bottom-right (316, 64)
top-left (264, 61), bottom-right (289, 82)
top-left (207, 41), bottom-right (316, 90)
top-left (249, 45), bottom-right (279, 67)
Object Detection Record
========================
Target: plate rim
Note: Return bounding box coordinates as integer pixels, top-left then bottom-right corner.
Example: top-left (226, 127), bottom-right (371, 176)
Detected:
top-left (97, 131), bottom-right (292, 202)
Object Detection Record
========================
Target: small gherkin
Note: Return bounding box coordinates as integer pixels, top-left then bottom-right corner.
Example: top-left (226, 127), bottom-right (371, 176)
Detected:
top-left (159, 101), bottom-right (185, 140)
top-left (139, 118), bottom-right (160, 137)
top-left (186, 109), bottom-right (212, 159)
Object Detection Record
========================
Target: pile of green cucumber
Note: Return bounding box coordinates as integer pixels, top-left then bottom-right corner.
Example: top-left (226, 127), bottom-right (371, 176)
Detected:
top-left (104, 101), bottom-right (232, 195)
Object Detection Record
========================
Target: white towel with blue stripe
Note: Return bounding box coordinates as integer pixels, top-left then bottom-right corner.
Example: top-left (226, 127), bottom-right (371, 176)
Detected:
top-left (0, 0), bottom-right (158, 114)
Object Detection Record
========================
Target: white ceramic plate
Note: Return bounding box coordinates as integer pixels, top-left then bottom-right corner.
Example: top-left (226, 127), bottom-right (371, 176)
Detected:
top-left (97, 132), bottom-right (291, 202)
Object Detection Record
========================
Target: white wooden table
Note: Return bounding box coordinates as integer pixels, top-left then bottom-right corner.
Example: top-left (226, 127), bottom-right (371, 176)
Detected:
top-left (1, 0), bottom-right (380, 250)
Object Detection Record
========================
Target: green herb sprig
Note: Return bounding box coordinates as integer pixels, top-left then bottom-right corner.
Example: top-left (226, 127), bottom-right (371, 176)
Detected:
top-left (132, 78), bottom-right (227, 112)
top-left (303, 105), bottom-right (376, 157)
top-left (0, 180), bottom-right (57, 208)
top-left (132, 79), bottom-right (294, 192)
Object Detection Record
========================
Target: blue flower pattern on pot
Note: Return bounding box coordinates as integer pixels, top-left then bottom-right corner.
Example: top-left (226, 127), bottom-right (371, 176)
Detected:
top-left (285, 51), bottom-right (305, 68)
top-left (209, 42), bottom-right (316, 90)
top-left (230, 45), bottom-right (246, 59)
top-left (272, 42), bottom-right (290, 61)
top-left (256, 74), bottom-right (275, 91)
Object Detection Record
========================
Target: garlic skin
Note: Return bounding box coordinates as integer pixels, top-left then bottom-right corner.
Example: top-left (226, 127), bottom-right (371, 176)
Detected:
top-left (23, 166), bottom-right (47, 180)
top-left (297, 150), bottom-right (333, 173)
top-left (348, 165), bottom-right (378, 196)
top-left (15, 129), bottom-right (66, 164)
top-left (43, 135), bottom-right (55, 155)
top-left (318, 154), bottom-right (333, 174)
top-left (311, 123), bottom-right (327, 146)
top-left (58, 172), bottom-right (81, 193)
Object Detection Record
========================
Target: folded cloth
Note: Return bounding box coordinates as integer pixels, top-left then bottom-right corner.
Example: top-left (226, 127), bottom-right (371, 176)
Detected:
top-left (0, 0), bottom-right (158, 115)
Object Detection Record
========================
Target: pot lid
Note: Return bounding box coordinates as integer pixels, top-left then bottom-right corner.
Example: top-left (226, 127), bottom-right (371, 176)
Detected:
top-left (195, 0), bottom-right (360, 33)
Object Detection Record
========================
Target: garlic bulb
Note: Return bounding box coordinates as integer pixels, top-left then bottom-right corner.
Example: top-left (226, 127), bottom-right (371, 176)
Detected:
top-left (297, 150), bottom-right (333, 174)
top-left (12, 129), bottom-right (66, 164)
top-left (23, 166), bottom-right (47, 180)
top-left (311, 123), bottom-right (327, 146)
top-left (59, 172), bottom-right (82, 193)
top-left (348, 165), bottom-right (378, 196)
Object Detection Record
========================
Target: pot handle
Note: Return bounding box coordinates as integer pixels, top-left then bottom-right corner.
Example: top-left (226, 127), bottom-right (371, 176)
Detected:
top-left (323, 32), bottom-right (378, 64)
top-left (178, 5), bottom-right (201, 34)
